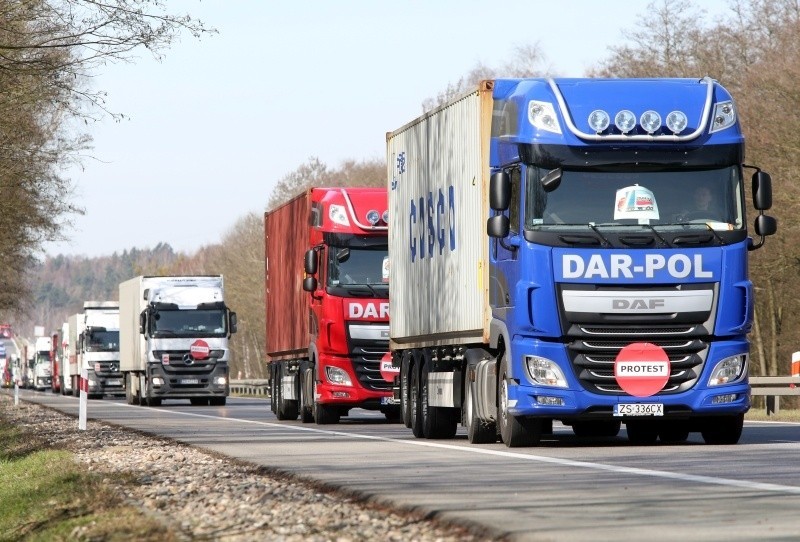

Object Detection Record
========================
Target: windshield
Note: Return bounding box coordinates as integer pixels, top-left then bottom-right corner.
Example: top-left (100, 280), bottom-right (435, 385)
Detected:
top-left (151, 309), bottom-right (227, 338)
top-left (525, 166), bottom-right (744, 231)
top-left (327, 246), bottom-right (389, 287)
top-left (85, 330), bottom-right (119, 352)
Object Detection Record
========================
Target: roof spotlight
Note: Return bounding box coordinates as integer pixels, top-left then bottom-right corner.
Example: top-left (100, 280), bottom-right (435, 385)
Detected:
top-left (382, 210), bottom-right (389, 223)
top-left (640, 110), bottom-right (662, 134)
top-left (614, 110), bottom-right (636, 134)
top-left (666, 111), bottom-right (688, 134)
top-left (588, 110), bottom-right (610, 133)
top-left (366, 210), bottom-right (380, 226)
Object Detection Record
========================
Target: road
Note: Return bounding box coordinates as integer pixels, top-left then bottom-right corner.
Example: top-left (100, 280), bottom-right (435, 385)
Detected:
top-left (7, 388), bottom-right (800, 541)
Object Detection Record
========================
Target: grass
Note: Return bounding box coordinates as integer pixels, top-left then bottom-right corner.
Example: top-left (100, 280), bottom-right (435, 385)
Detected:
top-left (0, 413), bottom-right (179, 542)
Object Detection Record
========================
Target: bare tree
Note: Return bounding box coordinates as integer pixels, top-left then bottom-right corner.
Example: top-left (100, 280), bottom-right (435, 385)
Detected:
top-left (0, 0), bottom-right (214, 317)
top-left (422, 43), bottom-right (552, 112)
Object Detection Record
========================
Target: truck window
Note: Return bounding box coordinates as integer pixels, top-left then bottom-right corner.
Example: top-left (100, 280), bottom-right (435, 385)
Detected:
top-left (327, 246), bottom-right (389, 286)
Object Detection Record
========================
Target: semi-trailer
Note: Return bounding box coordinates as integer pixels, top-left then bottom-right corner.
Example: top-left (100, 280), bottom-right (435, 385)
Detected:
top-left (265, 187), bottom-right (397, 424)
top-left (387, 78), bottom-right (776, 446)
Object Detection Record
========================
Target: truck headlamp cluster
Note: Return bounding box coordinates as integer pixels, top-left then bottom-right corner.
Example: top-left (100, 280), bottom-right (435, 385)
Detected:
top-left (325, 366), bottom-right (352, 386)
top-left (708, 354), bottom-right (747, 386)
top-left (528, 100), bottom-right (562, 134)
top-left (709, 100), bottom-right (736, 133)
top-left (525, 356), bottom-right (568, 388)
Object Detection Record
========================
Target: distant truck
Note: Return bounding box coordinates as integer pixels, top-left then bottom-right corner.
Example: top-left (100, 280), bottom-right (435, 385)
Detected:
top-left (265, 187), bottom-right (397, 424)
top-left (387, 78), bottom-right (776, 446)
top-left (31, 335), bottom-right (52, 390)
top-left (67, 302), bottom-right (122, 398)
top-left (119, 275), bottom-right (237, 407)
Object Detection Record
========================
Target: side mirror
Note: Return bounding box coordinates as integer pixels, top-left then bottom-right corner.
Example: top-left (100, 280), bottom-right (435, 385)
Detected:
top-left (138, 312), bottom-right (146, 334)
top-left (489, 171), bottom-right (510, 211)
top-left (487, 214), bottom-right (510, 238)
top-left (755, 214), bottom-right (777, 237)
top-left (752, 171), bottom-right (772, 210)
top-left (303, 276), bottom-right (318, 292)
top-left (541, 168), bottom-right (563, 193)
top-left (228, 312), bottom-right (236, 335)
top-left (304, 249), bottom-right (317, 275)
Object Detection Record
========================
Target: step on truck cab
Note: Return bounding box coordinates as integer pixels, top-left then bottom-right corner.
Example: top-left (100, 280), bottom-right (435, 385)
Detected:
top-left (387, 78), bottom-right (777, 446)
top-left (265, 187), bottom-right (397, 424)
top-left (120, 275), bottom-right (237, 407)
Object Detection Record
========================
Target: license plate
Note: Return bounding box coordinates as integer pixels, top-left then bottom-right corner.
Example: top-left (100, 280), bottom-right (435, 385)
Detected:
top-left (380, 396), bottom-right (398, 405)
top-left (106, 379), bottom-right (122, 386)
top-left (614, 403), bottom-right (664, 416)
top-left (180, 378), bottom-right (200, 385)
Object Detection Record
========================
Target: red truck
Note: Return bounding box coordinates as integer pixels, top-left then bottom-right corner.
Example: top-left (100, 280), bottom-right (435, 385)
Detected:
top-left (265, 187), bottom-right (397, 424)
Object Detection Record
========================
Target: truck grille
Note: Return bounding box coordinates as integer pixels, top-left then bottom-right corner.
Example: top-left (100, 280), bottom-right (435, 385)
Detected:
top-left (349, 341), bottom-right (391, 392)
top-left (560, 284), bottom-right (714, 396)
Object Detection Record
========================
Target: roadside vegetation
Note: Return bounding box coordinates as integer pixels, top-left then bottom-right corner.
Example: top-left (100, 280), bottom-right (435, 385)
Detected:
top-left (0, 412), bottom-right (176, 542)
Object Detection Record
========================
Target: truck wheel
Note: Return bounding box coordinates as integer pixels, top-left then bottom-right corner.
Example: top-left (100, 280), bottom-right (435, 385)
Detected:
top-left (465, 376), bottom-right (496, 444)
top-left (498, 353), bottom-right (541, 447)
top-left (400, 352), bottom-right (412, 428)
top-left (420, 357), bottom-right (458, 439)
top-left (299, 367), bottom-right (313, 423)
top-left (275, 365), bottom-right (298, 420)
top-left (312, 380), bottom-right (339, 424)
top-left (700, 414), bottom-right (744, 445)
top-left (409, 356), bottom-right (424, 438)
top-left (626, 421), bottom-right (659, 445)
top-left (572, 420), bottom-right (621, 438)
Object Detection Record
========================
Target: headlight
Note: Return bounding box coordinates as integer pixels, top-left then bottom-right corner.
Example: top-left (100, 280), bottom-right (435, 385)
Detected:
top-left (588, 109), bottom-right (610, 133)
top-left (709, 100), bottom-right (736, 133)
top-left (614, 110), bottom-right (637, 134)
top-left (329, 204), bottom-right (350, 226)
top-left (708, 354), bottom-right (747, 386)
top-left (525, 356), bottom-right (568, 388)
top-left (666, 110), bottom-right (688, 134)
top-left (214, 376), bottom-right (227, 385)
top-left (528, 101), bottom-right (562, 134)
top-left (325, 366), bottom-right (352, 386)
top-left (640, 110), bottom-right (662, 134)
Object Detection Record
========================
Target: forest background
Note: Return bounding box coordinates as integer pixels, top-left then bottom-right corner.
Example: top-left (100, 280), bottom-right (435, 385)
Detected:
top-left (2, 0), bottom-right (798, 381)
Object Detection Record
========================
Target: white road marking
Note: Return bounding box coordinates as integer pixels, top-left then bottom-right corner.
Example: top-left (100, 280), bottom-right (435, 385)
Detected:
top-left (101, 401), bottom-right (800, 496)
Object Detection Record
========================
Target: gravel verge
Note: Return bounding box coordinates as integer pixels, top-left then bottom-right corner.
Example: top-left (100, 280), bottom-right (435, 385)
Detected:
top-left (1, 396), bottom-right (497, 541)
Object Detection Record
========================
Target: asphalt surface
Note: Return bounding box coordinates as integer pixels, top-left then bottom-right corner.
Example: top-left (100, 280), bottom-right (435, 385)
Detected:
top-left (6, 388), bottom-right (800, 541)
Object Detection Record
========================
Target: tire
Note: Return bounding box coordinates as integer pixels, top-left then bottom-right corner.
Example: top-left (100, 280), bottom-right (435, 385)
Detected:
top-left (409, 355), bottom-right (424, 438)
top-left (498, 353), bottom-right (540, 447)
top-left (626, 421), bottom-right (659, 445)
top-left (572, 420), bottom-right (621, 438)
top-left (275, 364), bottom-right (299, 421)
top-left (400, 352), bottom-right (412, 428)
top-left (299, 367), bottom-right (314, 423)
top-left (312, 379), bottom-right (339, 425)
top-left (465, 376), bottom-right (496, 444)
top-left (659, 421), bottom-right (690, 443)
top-left (419, 357), bottom-right (458, 439)
top-left (701, 414), bottom-right (744, 445)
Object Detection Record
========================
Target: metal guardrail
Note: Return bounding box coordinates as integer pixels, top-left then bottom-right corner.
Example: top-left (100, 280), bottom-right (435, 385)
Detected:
top-left (229, 379), bottom-right (270, 397)
top-left (750, 376), bottom-right (800, 414)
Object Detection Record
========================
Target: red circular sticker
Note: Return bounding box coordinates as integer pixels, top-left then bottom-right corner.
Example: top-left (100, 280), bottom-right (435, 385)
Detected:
top-left (614, 342), bottom-right (670, 397)
top-left (379, 353), bottom-right (399, 382)
top-left (190, 339), bottom-right (210, 360)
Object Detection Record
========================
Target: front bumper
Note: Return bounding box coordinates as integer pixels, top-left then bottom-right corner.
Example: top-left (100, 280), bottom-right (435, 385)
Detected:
top-left (146, 362), bottom-right (229, 398)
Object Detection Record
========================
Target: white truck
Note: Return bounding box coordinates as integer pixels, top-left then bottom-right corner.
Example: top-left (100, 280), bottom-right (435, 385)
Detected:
top-left (67, 302), bottom-right (122, 399)
top-left (31, 335), bottom-right (53, 390)
top-left (58, 321), bottom-right (72, 395)
top-left (119, 275), bottom-right (237, 407)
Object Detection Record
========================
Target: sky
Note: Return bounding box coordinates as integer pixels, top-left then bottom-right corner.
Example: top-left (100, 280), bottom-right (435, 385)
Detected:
top-left (43, 0), bottom-right (733, 258)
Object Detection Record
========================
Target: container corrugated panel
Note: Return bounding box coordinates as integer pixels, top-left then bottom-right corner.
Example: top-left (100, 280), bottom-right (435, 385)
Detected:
top-left (387, 83), bottom-right (493, 348)
top-left (264, 191), bottom-right (312, 359)
top-left (118, 277), bottom-right (143, 372)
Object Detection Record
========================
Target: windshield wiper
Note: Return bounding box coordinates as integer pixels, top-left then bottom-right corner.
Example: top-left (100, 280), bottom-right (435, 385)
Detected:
top-left (587, 223), bottom-right (612, 247)
top-left (637, 223), bottom-right (672, 248)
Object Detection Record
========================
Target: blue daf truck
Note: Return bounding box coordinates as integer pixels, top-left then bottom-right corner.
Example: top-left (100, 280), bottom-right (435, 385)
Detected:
top-left (386, 78), bottom-right (777, 446)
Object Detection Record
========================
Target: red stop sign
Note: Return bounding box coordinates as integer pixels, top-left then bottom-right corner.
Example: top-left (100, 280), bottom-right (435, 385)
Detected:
top-left (614, 342), bottom-right (670, 397)
top-left (190, 339), bottom-right (210, 360)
